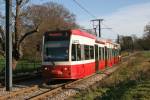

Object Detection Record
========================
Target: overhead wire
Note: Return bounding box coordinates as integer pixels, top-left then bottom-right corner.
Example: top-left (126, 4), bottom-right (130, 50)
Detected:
top-left (72, 0), bottom-right (96, 18)
top-left (72, 0), bottom-right (119, 37)
top-left (102, 22), bottom-right (119, 35)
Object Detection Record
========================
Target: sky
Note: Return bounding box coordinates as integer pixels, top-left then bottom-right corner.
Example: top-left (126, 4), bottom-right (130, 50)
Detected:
top-left (1, 0), bottom-right (150, 40)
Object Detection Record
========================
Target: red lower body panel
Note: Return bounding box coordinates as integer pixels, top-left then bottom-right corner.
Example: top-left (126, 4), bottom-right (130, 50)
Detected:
top-left (115, 56), bottom-right (119, 64)
top-left (107, 58), bottom-right (113, 67)
top-left (71, 62), bottom-right (95, 79)
top-left (99, 60), bottom-right (105, 70)
top-left (42, 62), bottom-right (95, 80)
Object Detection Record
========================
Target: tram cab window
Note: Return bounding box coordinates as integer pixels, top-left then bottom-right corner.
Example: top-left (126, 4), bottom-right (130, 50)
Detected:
top-left (44, 41), bottom-right (69, 61)
top-left (84, 45), bottom-right (90, 60)
top-left (90, 46), bottom-right (94, 59)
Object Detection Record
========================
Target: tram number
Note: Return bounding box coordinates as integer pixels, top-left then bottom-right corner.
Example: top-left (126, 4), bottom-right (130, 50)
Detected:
top-left (72, 40), bottom-right (79, 44)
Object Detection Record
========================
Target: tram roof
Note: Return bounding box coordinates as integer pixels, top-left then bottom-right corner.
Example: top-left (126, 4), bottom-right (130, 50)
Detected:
top-left (44, 29), bottom-right (119, 45)
top-left (71, 29), bottom-right (96, 39)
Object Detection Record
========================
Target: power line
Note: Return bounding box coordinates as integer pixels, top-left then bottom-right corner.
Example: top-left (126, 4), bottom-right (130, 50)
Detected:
top-left (72, 0), bottom-right (119, 37)
top-left (72, 0), bottom-right (96, 18)
top-left (101, 22), bottom-right (119, 35)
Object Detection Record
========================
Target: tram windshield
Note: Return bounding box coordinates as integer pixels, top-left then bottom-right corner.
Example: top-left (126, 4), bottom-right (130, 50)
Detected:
top-left (43, 31), bottom-right (70, 61)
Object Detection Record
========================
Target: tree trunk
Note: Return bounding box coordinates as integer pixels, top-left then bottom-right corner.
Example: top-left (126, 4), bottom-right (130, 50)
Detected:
top-left (12, 58), bottom-right (18, 70)
top-left (12, 47), bottom-right (21, 70)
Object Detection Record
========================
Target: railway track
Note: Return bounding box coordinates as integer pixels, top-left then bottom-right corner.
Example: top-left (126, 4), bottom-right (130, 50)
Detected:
top-left (0, 53), bottom-right (136, 100)
top-left (28, 53), bottom-right (137, 100)
top-left (0, 72), bottom-right (41, 86)
top-left (0, 67), bottom-right (112, 100)
top-left (29, 74), bottom-right (98, 100)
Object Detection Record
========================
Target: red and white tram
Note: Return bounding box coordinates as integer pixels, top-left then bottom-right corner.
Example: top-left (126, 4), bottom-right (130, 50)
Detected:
top-left (41, 29), bottom-right (120, 80)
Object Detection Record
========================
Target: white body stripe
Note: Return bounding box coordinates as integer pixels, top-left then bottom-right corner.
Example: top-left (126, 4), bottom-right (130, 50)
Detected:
top-left (71, 35), bottom-right (95, 45)
top-left (42, 59), bottom-right (95, 66)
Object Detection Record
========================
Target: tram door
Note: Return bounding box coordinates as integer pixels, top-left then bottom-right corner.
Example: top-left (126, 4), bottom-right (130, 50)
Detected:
top-left (95, 45), bottom-right (99, 72)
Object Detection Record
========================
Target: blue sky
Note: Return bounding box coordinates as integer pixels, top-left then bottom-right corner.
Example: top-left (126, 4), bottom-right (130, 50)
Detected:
top-left (30, 0), bottom-right (150, 40)
top-left (30, 0), bottom-right (150, 20)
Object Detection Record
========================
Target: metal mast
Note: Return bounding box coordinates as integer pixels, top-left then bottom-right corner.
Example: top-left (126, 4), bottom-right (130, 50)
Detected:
top-left (5, 0), bottom-right (12, 91)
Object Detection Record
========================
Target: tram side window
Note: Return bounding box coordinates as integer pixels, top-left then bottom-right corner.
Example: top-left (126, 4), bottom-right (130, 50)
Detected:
top-left (71, 44), bottom-right (77, 61)
top-left (107, 48), bottom-right (109, 60)
top-left (109, 49), bottom-right (111, 60)
top-left (99, 47), bottom-right (101, 60)
top-left (109, 48), bottom-right (112, 59)
top-left (112, 49), bottom-right (113, 58)
top-left (90, 46), bottom-right (94, 59)
top-left (110, 48), bottom-right (112, 59)
top-left (114, 49), bottom-right (115, 57)
top-left (104, 47), bottom-right (107, 60)
top-left (102, 48), bottom-right (105, 60)
top-left (84, 45), bottom-right (90, 60)
top-left (71, 44), bottom-right (81, 61)
top-left (77, 44), bottom-right (81, 61)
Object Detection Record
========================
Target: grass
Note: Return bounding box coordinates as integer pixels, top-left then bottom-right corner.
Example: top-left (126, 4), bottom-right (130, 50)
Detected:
top-left (121, 51), bottom-right (130, 57)
top-left (0, 59), bottom-right (41, 75)
top-left (71, 51), bottom-right (150, 100)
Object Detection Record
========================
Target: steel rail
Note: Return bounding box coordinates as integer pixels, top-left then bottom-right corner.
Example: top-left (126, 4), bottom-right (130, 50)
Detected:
top-left (29, 73), bottom-right (98, 100)
top-left (0, 85), bottom-right (38, 100)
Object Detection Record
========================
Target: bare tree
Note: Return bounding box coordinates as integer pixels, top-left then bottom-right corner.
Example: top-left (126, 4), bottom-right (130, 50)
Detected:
top-left (144, 23), bottom-right (150, 40)
top-left (0, 0), bottom-right (39, 69)
top-left (119, 36), bottom-right (134, 52)
top-left (21, 2), bottom-right (77, 60)
top-left (0, 1), bottom-right (78, 69)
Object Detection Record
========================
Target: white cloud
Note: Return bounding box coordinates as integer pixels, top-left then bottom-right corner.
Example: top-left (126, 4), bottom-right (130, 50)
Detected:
top-left (78, 2), bottom-right (150, 40)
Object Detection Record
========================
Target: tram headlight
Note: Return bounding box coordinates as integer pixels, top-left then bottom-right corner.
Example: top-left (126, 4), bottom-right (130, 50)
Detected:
top-left (44, 67), bottom-right (48, 70)
top-left (64, 67), bottom-right (69, 71)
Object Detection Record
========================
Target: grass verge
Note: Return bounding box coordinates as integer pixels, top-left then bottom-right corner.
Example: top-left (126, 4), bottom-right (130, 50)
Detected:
top-left (71, 51), bottom-right (150, 100)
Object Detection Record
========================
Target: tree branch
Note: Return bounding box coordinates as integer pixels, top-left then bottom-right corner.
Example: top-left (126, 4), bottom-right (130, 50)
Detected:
top-left (18, 26), bottom-right (39, 47)
top-left (0, 50), bottom-right (5, 57)
top-left (17, 0), bottom-right (23, 6)
top-left (0, 26), bottom-right (5, 41)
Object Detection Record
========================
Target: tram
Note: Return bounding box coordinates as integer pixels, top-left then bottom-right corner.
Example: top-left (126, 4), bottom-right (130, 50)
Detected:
top-left (41, 29), bottom-right (121, 80)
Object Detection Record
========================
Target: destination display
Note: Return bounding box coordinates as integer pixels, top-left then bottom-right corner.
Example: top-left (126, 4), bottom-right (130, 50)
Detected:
top-left (45, 31), bottom-right (70, 41)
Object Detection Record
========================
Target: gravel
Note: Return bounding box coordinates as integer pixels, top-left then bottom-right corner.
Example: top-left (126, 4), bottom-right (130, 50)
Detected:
top-left (46, 67), bottom-right (119, 100)
top-left (0, 66), bottom-right (119, 100)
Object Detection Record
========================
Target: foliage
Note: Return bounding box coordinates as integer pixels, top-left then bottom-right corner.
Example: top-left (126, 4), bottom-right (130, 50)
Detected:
top-left (119, 23), bottom-right (150, 51)
top-left (119, 36), bottom-right (134, 51)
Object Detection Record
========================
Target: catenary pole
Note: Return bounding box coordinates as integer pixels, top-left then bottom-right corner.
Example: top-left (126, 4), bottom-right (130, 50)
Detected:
top-left (5, 0), bottom-right (12, 91)
top-left (91, 19), bottom-right (104, 37)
